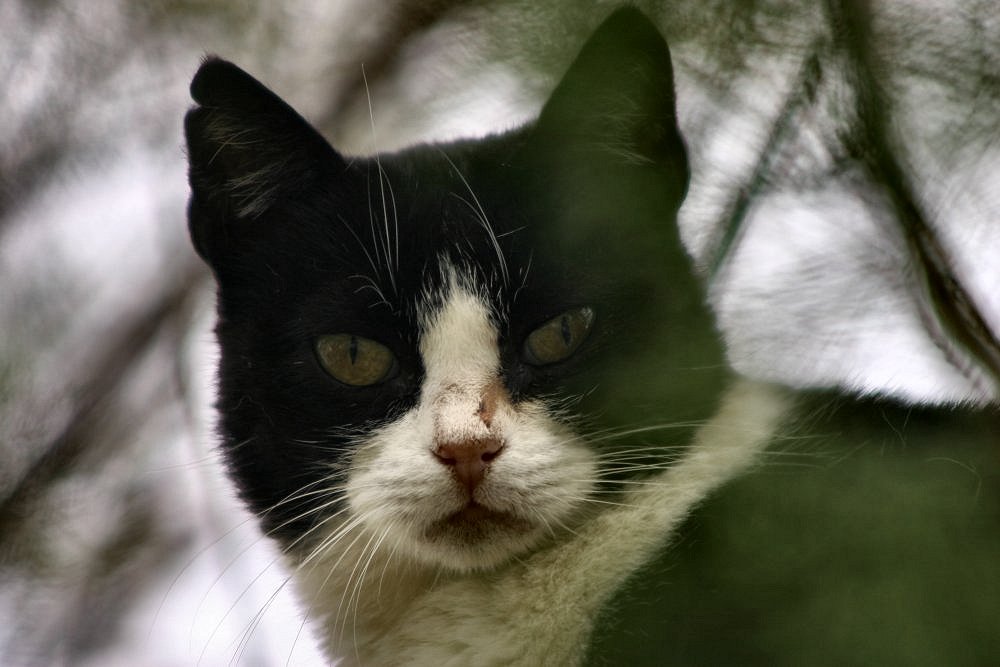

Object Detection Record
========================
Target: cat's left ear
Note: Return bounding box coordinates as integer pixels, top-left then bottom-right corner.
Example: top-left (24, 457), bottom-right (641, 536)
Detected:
top-left (529, 7), bottom-right (688, 202)
top-left (184, 58), bottom-right (344, 265)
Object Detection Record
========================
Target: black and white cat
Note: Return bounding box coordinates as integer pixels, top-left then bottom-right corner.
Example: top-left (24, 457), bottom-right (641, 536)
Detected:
top-left (185, 8), bottom-right (790, 664)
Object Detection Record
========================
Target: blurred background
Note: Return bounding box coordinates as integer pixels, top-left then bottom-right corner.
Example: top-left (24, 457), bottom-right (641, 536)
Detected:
top-left (0, 1), bottom-right (996, 665)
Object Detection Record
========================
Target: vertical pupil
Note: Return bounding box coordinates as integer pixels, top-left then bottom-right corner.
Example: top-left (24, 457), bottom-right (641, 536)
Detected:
top-left (348, 336), bottom-right (359, 364)
top-left (560, 315), bottom-right (572, 346)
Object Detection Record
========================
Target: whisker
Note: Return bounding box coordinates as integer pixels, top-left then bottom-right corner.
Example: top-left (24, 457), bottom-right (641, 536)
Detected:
top-left (197, 549), bottom-right (284, 666)
top-left (152, 512), bottom-right (258, 646)
top-left (231, 574), bottom-right (295, 667)
top-left (376, 532), bottom-right (406, 600)
top-left (361, 64), bottom-right (398, 294)
top-left (438, 148), bottom-right (509, 285)
top-left (283, 515), bottom-right (378, 664)
top-left (589, 460), bottom-right (682, 474)
top-left (348, 525), bottom-right (393, 658)
top-left (339, 215), bottom-right (380, 282)
top-left (535, 486), bottom-right (638, 511)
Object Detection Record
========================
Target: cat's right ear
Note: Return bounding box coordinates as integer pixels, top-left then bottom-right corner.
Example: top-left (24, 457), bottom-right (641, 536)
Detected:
top-left (528, 7), bottom-right (688, 197)
top-left (184, 57), bottom-right (343, 265)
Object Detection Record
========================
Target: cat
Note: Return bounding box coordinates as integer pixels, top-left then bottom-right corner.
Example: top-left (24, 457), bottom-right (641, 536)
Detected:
top-left (185, 7), bottom-right (791, 664)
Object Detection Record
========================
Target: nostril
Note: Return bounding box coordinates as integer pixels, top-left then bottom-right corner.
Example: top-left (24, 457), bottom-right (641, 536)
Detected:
top-left (433, 451), bottom-right (457, 466)
top-left (481, 446), bottom-right (502, 463)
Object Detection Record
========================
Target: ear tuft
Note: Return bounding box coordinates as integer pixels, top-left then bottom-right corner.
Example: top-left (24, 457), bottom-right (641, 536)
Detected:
top-left (184, 57), bottom-right (340, 223)
top-left (189, 56), bottom-right (262, 107)
top-left (534, 7), bottom-right (686, 176)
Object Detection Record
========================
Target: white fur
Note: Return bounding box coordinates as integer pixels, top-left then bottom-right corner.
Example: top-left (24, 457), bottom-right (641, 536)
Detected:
top-left (293, 267), bottom-right (793, 665)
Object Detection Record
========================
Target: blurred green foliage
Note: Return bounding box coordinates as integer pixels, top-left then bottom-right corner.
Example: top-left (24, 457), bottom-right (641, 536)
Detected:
top-left (590, 398), bottom-right (999, 665)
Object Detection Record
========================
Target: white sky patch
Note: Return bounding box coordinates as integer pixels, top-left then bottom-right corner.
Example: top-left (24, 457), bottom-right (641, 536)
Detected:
top-left (715, 190), bottom-right (987, 403)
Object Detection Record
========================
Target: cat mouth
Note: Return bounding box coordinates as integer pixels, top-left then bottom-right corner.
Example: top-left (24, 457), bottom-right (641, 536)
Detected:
top-left (452, 501), bottom-right (502, 522)
top-left (423, 502), bottom-right (534, 544)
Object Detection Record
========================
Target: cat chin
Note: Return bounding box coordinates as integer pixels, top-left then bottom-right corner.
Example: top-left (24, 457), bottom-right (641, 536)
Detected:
top-left (291, 513), bottom-right (545, 575)
top-left (410, 505), bottom-right (547, 571)
top-left (346, 493), bottom-right (557, 572)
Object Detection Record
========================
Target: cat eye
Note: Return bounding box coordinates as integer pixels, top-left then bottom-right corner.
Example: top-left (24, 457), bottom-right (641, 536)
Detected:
top-left (315, 334), bottom-right (397, 386)
top-left (523, 307), bottom-right (595, 366)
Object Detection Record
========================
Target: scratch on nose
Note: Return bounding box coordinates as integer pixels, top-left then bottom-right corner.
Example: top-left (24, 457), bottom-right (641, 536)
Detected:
top-left (476, 377), bottom-right (506, 429)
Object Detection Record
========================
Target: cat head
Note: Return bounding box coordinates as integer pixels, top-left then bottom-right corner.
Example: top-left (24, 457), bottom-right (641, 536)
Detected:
top-left (185, 8), bottom-right (724, 571)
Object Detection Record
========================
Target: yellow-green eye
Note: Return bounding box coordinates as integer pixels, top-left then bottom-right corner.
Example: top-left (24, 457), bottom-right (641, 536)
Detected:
top-left (316, 334), bottom-right (396, 386)
top-left (523, 307), bottom-right (595, 366)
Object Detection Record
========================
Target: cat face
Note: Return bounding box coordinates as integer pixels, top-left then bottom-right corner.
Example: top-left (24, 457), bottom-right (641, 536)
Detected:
top-left (344, 267), bottom-right (598, 569)
top-left (185, 9), bottom-right (721, 571)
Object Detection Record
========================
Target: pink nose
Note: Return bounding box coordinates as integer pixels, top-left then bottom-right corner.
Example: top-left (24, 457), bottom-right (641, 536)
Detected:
top-left (432, 437), bottom-right (504, 493)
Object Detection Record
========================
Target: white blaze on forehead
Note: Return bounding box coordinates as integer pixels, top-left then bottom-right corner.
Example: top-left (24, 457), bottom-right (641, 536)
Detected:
top-left (419, 271), bottom-right (503, 443)
top-left (420, 278), bottom-right (499, 388)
